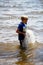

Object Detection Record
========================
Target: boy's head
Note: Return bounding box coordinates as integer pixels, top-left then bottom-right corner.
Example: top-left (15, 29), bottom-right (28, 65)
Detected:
top-left (21, 15), bottom-right (28, 24)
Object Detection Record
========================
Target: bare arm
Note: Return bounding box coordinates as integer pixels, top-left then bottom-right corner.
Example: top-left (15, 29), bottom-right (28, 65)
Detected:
top-left (16, 28), bottom-right (25, 35)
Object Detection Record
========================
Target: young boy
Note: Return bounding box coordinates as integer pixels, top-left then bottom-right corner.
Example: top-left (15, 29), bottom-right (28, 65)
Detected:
top-left (16, 16), bottom-right (28, 48)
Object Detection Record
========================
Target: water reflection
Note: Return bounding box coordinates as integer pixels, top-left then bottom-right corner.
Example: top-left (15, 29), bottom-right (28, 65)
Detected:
top-left (0, 43), bottom-right (43, 65)
top-left (0, 43), bottom-right (35, 65)
top-left (15, 44), bottom-right (35, 65)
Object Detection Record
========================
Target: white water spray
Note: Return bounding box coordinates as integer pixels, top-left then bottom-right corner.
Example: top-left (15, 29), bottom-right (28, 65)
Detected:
top-left (26, 29), bottom-right (35, 44)
top-left (22, 29), bottom-right (36, 48)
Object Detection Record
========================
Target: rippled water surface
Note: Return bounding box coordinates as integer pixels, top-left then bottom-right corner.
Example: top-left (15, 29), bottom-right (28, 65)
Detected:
top-left (0, 0), bottom-right (43, 65)
top-left (0, 0), bottom-right (43, 43)
top-left (0, 43), bottom-right (43, 65)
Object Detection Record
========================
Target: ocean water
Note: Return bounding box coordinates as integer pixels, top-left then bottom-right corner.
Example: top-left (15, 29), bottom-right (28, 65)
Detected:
top-left (0, 0), bottom-right (43, 43)
top-left (0, 0), bottom-right (43, 65)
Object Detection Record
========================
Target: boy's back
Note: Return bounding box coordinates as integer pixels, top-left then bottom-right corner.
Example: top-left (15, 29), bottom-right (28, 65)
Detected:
top-left (18, 22), bottom-right (26, 40)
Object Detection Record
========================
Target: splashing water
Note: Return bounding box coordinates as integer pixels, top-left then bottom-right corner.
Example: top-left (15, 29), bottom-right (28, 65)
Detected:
top-left (26, 29), bottom-right (36, 44)
top-left (22, 29), bottom-right (36, 48)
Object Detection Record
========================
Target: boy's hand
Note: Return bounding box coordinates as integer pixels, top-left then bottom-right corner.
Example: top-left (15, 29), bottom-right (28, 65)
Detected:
top-left (16, 28), bottom-right (26, 36)
top-left (22, 32), bottom-right (26, 36)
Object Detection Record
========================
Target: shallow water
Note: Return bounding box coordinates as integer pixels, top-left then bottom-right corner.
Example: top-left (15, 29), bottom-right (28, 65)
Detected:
top-left (0, 0), bottom-right (43, 65)
top-left (0, 43), bottom-right (43, 65)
